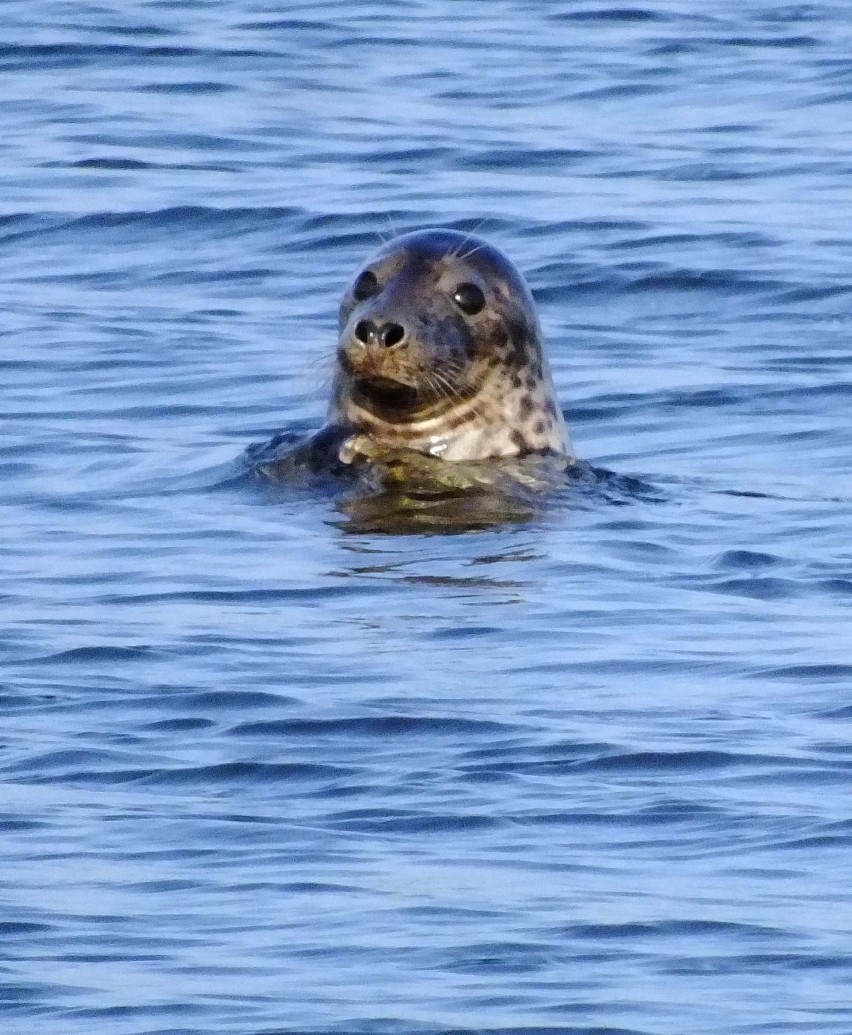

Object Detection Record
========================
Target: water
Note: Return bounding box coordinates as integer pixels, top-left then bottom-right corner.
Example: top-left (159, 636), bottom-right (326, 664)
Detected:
top-left (2, 2), bottom-right (852, 1032)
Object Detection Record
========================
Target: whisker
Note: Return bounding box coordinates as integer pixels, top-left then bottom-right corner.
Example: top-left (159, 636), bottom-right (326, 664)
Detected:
top-left (458, 239), bottom-right (489, 262)
top-left (313, 350), bottom-right (339, 398)
top-left (450, 217), bottom-right (490, 260)
top-left (468, 216), bottom-right (489, 241)
top-left (423, 366), bottom-right (463, 406)
top-left (430, 370), bottom-right (462, 402)
top-left (447, 222), bottom-right (478, 260)
top-left (429, 368), bottom-right (493, 428)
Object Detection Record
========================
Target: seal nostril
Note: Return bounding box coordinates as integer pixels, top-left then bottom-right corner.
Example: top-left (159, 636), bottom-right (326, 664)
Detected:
top-left (354, 320), bottom-right (373, 345)
top-left (381, 322), bottom-right (405, 348)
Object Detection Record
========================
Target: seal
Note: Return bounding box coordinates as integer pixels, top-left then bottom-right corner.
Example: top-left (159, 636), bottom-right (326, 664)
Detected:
top-left (327, 228), bottom-right (573, 465)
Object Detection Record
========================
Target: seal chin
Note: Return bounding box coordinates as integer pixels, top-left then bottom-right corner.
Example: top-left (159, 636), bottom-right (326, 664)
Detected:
top-left (352, 375), bottom-right (420, 415)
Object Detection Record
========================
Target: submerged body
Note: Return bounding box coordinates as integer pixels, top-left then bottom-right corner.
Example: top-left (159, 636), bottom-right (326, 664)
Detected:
top-left (327, 228), bottom-right (573, 464)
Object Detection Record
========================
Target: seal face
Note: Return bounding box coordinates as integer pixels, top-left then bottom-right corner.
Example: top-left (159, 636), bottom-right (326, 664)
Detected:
top-left (328, 229), bottom-right (573, 463)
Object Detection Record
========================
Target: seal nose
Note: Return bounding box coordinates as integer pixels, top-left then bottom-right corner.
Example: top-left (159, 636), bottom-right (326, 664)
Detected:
top-left (354, 319), bottom-right (406, 348)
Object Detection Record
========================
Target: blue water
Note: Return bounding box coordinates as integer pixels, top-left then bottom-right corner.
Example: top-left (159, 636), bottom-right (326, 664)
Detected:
top-left (3, 2), bottom-right (852, 1033)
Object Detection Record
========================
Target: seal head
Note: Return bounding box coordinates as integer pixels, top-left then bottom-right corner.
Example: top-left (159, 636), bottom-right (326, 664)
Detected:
top-left (329, 229), bottom-right (572, 462)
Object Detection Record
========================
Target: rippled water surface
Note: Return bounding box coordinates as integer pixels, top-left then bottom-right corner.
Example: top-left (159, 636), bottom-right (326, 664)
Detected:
top-left (3, 2), bottom-right (852, 1033)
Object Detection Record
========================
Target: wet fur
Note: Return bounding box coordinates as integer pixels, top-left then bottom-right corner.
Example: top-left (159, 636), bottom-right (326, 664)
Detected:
top-left (328, 229), bottom-right (572, 463)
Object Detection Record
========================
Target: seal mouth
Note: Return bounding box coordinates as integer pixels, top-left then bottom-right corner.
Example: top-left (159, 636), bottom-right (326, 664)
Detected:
top-left (353, 375), bottom-right (420, 413)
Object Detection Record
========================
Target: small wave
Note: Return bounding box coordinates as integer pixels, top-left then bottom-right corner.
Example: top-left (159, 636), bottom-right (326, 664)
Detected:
top-left (0, 205), bottom-right (307, 247)
top-left (565, 462), bottom-right (664, 505)
top-left (719, 35), bottom-right (819, 49)
top-left (755, 663), bottom-right (852, 682)
top-left (27, 644), bottom-right (156, 664)
top-left (560, 919), bottom-right (786, 940)
top-left (619, 269), bottom-right (787, 297)
top-left (66, 157), bottom-right (152, 170)
top-left (229, 716), bottom-right (513, 738)
top-left (0, 921), bottom-right (53, 935)
top-left (139, 80), bottom-right (237, 94)
top-left (0, 42), bottom-right (266, 70)
top-left (550, 6), bottom-right (667, 22)
top-left (94, 585), bottom-right (367, 606)
top-left (564, 749), bottom-right (746, 773)
top-left (328, 811), bottom-right (501, 834)
top-left (708, 576), bottom-right (798, 601)
top-left (713, 549), bottom-right (781, 571)
top-left (816, 704), bottom-right (852, 719)
top-left (124, 690), bottom-right (300, 715)
top-left (142, 717), bottom-right (216, 732)
top-left (512, 802), bottom-right (728, 828)
top-left (138, 761), bottom-right (363, 786)
top-left (6, 757), bottom-right (361, 787)
top-left (456, 748), bottom-right (757, 779)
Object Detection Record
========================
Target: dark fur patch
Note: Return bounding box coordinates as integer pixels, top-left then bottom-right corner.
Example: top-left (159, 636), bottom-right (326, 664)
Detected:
top-left (506, 316), bottom-right (531, 367)
top-left (519, 395), bottom-right (534, 420)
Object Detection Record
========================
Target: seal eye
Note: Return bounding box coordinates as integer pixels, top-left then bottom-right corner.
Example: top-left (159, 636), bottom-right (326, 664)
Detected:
top-left (452, 282), bottom-right (485, 316)
top-left (353, 270), bottom-right (380, 302)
